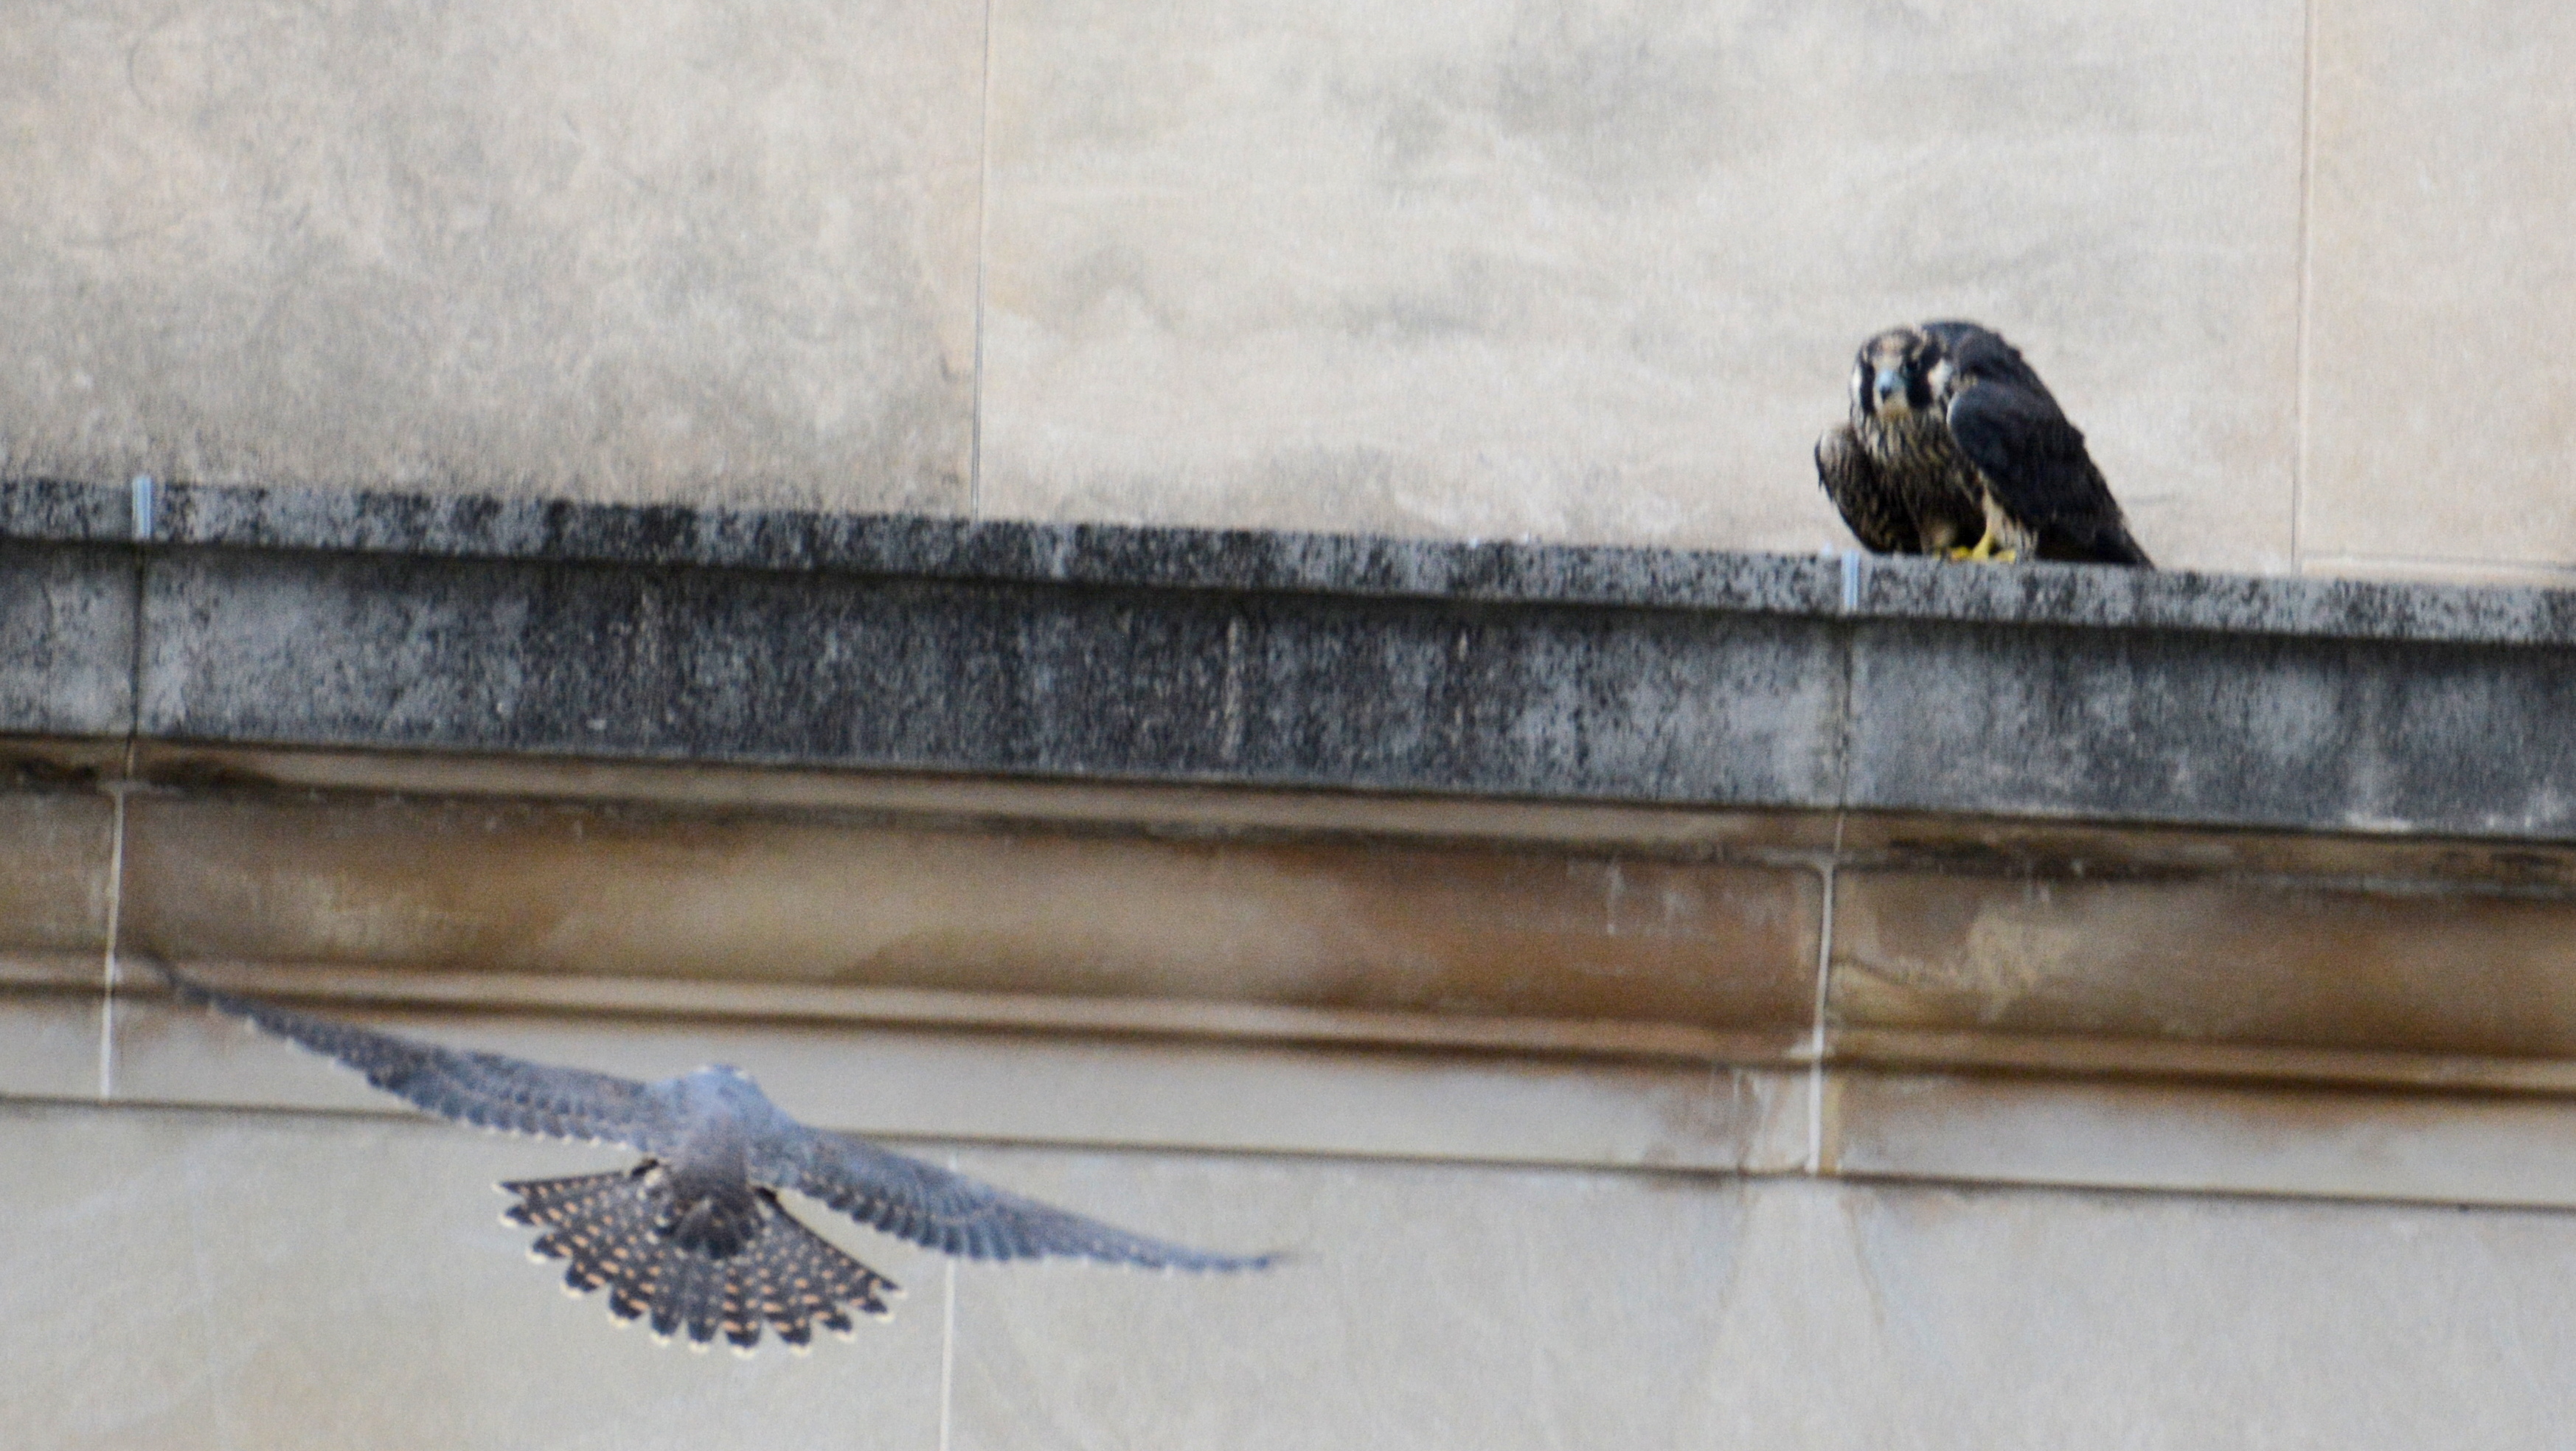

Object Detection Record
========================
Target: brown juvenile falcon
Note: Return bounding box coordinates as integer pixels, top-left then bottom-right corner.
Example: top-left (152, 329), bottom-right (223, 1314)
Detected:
top-left (149, 961), bottom-right (1275, 1354)
top-left (1813, 321), bottom-right (2152, 566)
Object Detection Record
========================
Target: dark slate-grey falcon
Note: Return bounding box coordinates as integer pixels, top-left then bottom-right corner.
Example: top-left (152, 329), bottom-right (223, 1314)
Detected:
top-left (148, 961), bottom-right (1276, 1353)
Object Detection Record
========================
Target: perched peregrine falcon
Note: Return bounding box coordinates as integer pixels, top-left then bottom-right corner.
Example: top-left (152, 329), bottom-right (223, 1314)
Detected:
top-left (1814, 321), bottom-right (2152, 566)
top-left (150, 962), bottom-right (1274, 1353)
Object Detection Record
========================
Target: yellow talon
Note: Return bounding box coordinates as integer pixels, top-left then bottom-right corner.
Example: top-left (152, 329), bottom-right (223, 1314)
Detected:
top-left (1944, 529), bottom-right (2018, 564)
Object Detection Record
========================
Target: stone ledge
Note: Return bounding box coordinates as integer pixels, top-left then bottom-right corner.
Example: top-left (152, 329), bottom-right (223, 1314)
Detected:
top-left (7, 742), bottom-right (2576, 1090)
top-left (8, 478), bottom-right (2576, 838)
top-left (4, 736), bottom-right (2576, 1203)
top-left (15, 476), bottom-right (2576, 643)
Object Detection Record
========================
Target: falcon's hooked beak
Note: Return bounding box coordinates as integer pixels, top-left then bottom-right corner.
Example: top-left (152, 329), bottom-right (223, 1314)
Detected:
top-left (1861, 358), bottom-right (1918, 420)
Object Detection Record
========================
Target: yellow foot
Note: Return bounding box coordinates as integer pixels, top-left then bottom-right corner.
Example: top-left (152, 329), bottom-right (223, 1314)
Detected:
top-left (1943, 532), bottom-right (2018, 564)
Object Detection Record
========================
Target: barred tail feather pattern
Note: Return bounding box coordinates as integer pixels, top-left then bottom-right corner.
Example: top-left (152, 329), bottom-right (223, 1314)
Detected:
top-left (503, 1170), bottom-right (897, 1354)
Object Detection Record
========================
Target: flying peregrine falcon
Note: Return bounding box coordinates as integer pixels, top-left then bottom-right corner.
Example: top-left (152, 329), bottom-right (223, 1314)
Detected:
top-left (1813, 321), bottom-right (2152, 566)
top-left (149, 962), bottom-right (1274, 1353)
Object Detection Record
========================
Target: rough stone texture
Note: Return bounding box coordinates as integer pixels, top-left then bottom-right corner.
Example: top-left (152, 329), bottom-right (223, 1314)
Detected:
top-left (0, 539), bottom-right (136, 738)
top-left (1849, 551), bottom-right (2576, 647)
top-left (130, 738), bottom-right (1852, 859)
top-left (144, 477), bottom-right (1844, 610)
top-left (1845, 619), bottom-right (2576, 836)
top-left (0, 476), bottom-right (133, 542)
top-left (977, 0), bottom-right (2304, 575)
top-left (11, 478), bottom-right (2576, 836)
top-left (2302, 0), bottom-right (2576, 576)
top-left (124, 480), bottom-right (2576, 646)
top-left (0, 0), bottom-right (979, 512)
top-left (136, 540), bottom-right (1850, 807)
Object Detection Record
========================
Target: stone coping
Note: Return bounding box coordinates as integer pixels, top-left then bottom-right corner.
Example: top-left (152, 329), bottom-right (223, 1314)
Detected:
top-left (8, 476), bottom-right (2576, 841)
top-left (11, 474), bottom-right (2576, 644)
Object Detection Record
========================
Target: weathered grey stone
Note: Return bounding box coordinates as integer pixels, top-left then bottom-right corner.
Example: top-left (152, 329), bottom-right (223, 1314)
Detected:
top-left (15, 477), bottom-right (2576, 837)
top-left (136, 482), bottom-right (2576, 647)
top-left (1850, 551), bottom-right (2576, 648)
top-left (0, 539), bottom-right (135, 738)
top-left (1845, 617), bottom-right (2576, 837)
top-left (136, 540), bottom-right (1848, 805)
top-left (0, 477), bottom-right (131, 543)
top-left (150, 481), bottom-right (1844, 613)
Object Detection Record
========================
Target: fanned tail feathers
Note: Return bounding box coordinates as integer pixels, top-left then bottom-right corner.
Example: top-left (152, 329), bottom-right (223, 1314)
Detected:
top-left (502, 1168), bottom-right (897, 1354)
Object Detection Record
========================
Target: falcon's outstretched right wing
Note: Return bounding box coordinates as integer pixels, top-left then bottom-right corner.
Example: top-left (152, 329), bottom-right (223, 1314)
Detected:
top-left (146, 959), bottom-right (680, 1153)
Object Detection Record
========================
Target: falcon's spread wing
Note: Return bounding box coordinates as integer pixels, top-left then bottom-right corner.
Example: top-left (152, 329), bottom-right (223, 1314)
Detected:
top-left (151, 961), bottom-right (1279, 1351)
top-left (773, 1129), bottom-right (1276, 1272)
top-left (150, 961), bottom-right (678, 1153)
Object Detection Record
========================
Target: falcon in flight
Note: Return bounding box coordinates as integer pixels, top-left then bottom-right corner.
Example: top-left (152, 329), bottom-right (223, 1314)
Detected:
top-left (149, 961), bottom-right (1274, 1353)
top-left (1813, 321), bottom-right (2153, 566)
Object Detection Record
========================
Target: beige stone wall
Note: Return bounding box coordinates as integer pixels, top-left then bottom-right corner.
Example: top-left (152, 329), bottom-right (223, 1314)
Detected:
top-left (13, 1098), bottom-right (2576, 1447)
top-left (13, 747), bottom-right (2576, 1441)
top-left (7, 0), bottom-right (2570, 580)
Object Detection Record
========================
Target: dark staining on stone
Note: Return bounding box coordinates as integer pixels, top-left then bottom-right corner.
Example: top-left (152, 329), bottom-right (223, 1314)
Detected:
top-left (8, 476), bottom-right (2576, 841)
top-left (0, 750), bottom-right (103, 792)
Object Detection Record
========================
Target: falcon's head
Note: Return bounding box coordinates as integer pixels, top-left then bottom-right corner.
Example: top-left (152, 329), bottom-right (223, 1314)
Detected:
top-left (1849, 326), bottom-right (1955, 423)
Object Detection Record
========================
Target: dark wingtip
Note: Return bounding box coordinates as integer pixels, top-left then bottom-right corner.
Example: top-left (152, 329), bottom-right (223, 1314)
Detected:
top-left (2101, 531), bottom-right (2155, 568)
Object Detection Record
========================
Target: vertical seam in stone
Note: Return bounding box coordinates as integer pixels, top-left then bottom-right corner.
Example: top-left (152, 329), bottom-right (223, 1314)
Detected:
top-left (1805, 816), bottom-right (1841, 1177)
top-left (2290, 0), bottom-right (2319, 568)
top-left (101, 476), bottom-right (153, 1099)
top-left (1808, 556), bottom-right (1855, 1169)
top-left (968, 0), bottom-right (998, 518)
top-left (1830, 560), bottom-right (1859, 814)
top-left (99, 755), bottom-right (130, 1100)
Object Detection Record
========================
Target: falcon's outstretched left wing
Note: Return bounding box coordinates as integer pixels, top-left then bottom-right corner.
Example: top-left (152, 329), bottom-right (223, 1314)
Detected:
top-left (146, 959), bottom-right (681, 1153)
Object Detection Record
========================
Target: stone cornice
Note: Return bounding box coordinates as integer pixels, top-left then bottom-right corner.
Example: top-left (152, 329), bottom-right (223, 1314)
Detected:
top-left (6, 476), bottom-right (2575, 839)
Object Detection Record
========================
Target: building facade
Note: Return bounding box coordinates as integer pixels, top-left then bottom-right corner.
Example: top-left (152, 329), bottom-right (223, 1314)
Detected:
top-left (5, 0), bottom-right (2576, 1443)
